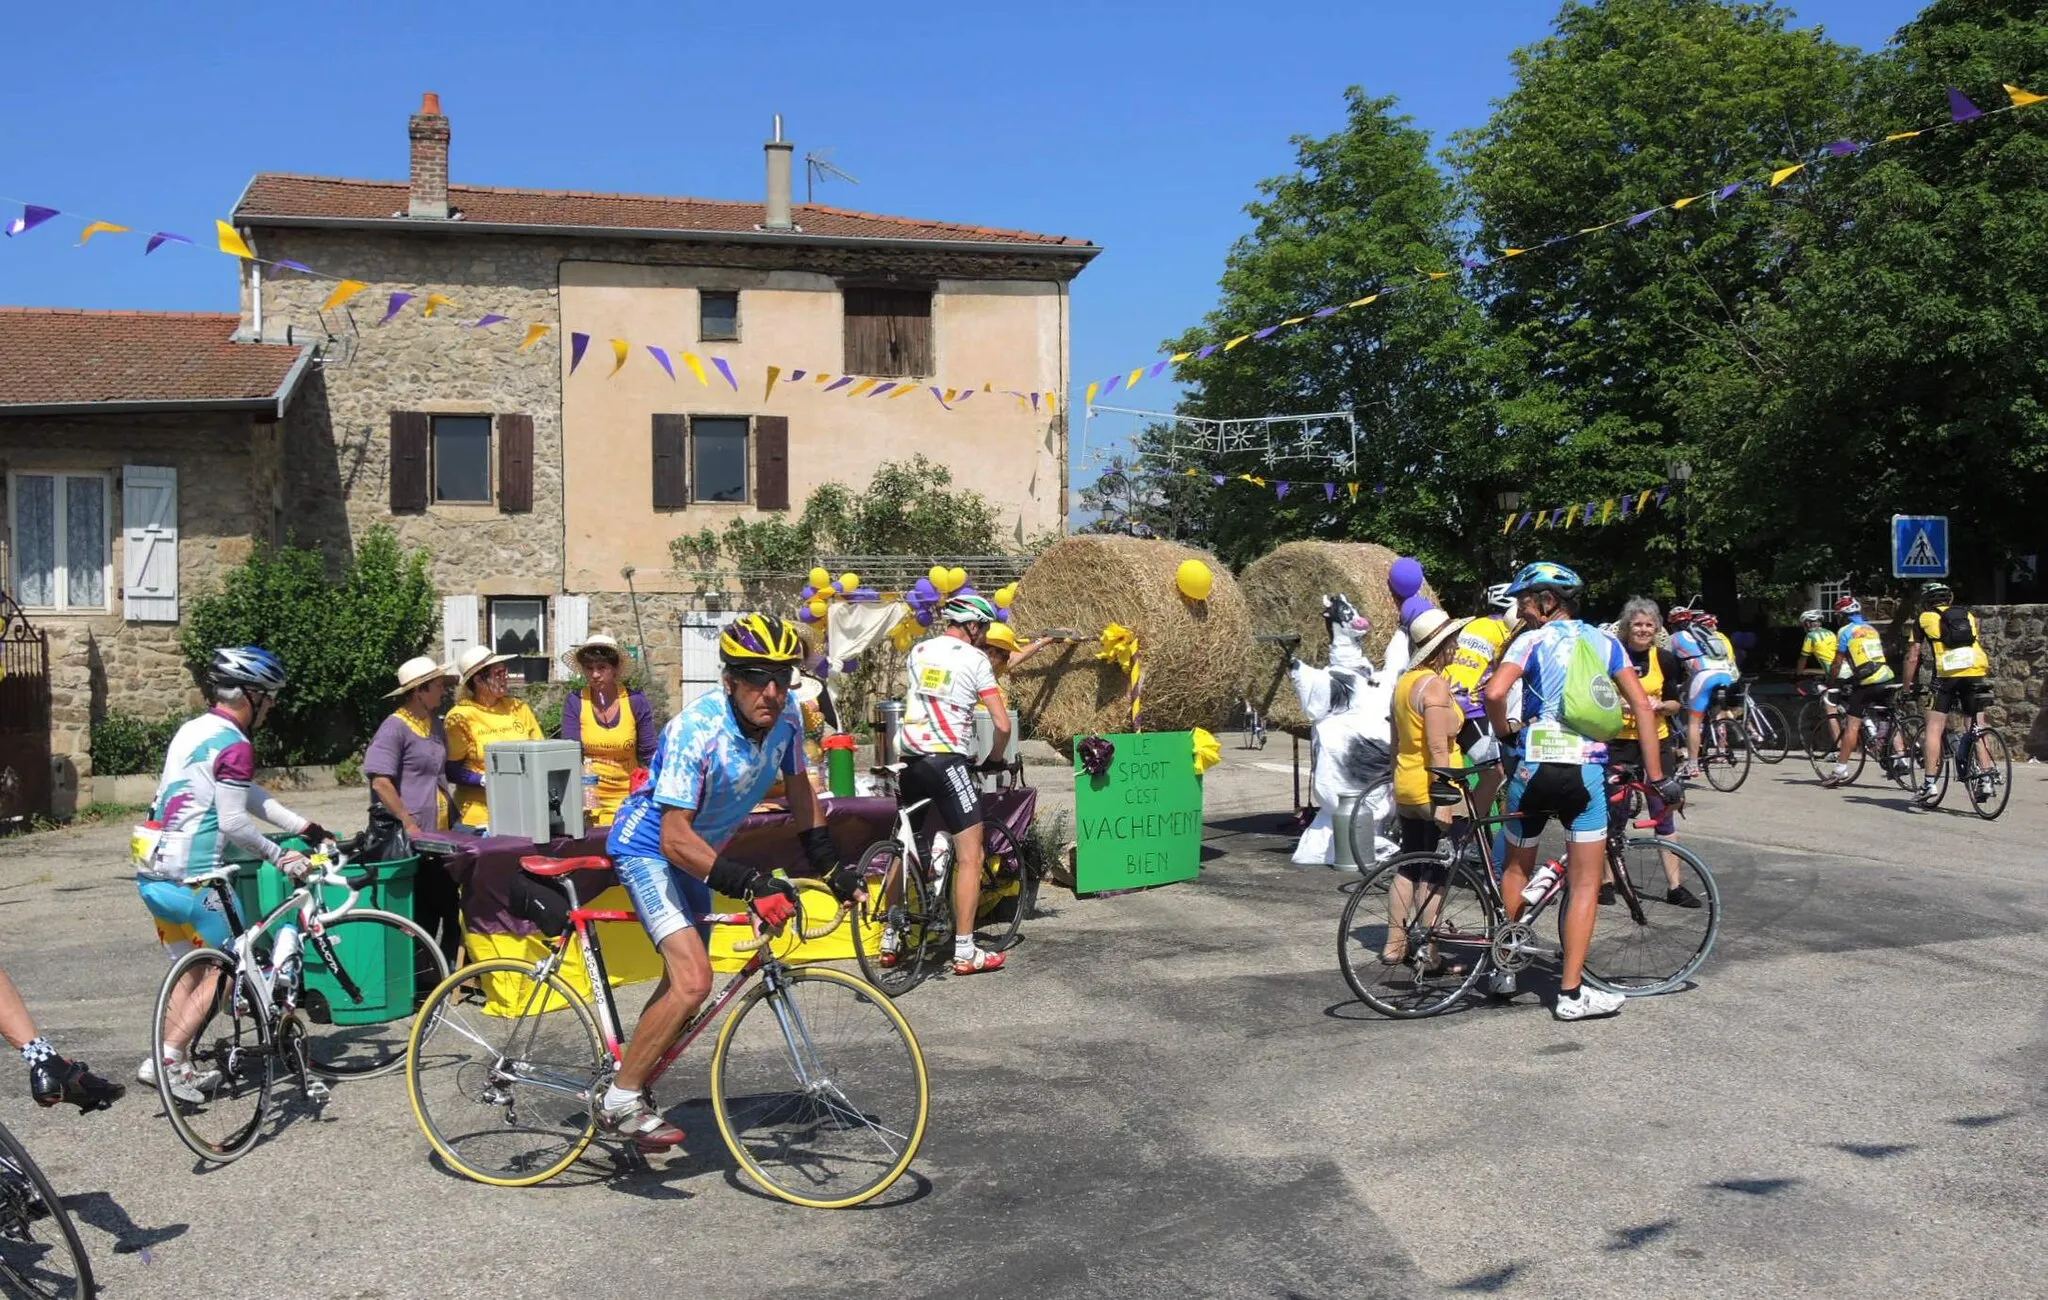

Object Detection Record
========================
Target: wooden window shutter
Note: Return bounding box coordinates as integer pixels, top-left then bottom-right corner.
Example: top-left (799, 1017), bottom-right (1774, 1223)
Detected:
top-left (121, 465), bottom-right (179, 622)
top-left (894, 290), bottom-right (933, 377)
top-left (651, 414), bottom-right (688, 510)
top-left (497, 413), bottom-right (534, 512)
top-left (754, 416), bottom-right (790, 510)
top-left (389, 411), bottom-right (429, 513)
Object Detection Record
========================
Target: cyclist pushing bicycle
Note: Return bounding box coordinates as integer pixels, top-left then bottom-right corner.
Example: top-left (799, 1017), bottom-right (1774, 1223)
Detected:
top-left (600, 614), bottom-right (838, 1149)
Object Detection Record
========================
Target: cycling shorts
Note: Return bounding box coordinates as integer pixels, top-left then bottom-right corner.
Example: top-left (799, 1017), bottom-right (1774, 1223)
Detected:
top-left (612, 855), bottom-right (712, 949)
top-left (1932, 679), bottom-right (1993, 717)
top-left (899, 753), bottom-right (982, 836)
top-left (1506, 761), bottom-right (1607, 846)
top-left (1684, 671), bottom-right (1735, 716)
top-left (1456, 716), bottom-right (1502, 767)
top-left (138, 878), bottom-right (232, 952)
top-left (1842, 683), bottom-right (1897, 720)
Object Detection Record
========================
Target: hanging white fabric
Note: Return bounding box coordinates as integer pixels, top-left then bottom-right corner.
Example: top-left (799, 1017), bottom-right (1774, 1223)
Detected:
top-left (825, 601), bottom-right (909, 669)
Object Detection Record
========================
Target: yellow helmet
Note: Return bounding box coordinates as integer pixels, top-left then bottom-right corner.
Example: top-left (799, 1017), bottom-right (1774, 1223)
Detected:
top-left (719, 613), bottom-right (804, 666)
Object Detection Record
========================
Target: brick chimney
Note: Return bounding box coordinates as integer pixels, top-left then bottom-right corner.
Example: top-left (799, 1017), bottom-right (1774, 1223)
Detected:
top-left (408, 92), bottom-right (450, 219)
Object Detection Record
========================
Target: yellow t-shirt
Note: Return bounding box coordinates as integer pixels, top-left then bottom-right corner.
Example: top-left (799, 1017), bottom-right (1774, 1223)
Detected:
top-left (1801, 628), bottom-right (1837, 670)
top-left (1392, 667), bottom-right (1464, 811)
top-left (1443, 616), bottom-right (1512, 708)
top-left (445, 694), bottom-right (544, 828)
top-left (1917, 608), bottom-right (1988, 679)
top-left (578, 692), bottom-right (640, 827)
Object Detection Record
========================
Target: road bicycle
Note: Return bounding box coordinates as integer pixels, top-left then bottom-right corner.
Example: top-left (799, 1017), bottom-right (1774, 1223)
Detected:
top-left (851, 761), bottom-right (1041, 996)
top-left (149, 840), bottom-right (450, 1163)
top-left (1918, 701), bottom-right (2012, 820)
top-left (1737, 682), bottom-right (1789, 765)
top-left (1236, 697), bottom-right (1268, 750)
top-left (405, 856), bottom-right (926, 1207)
top-left (1799, 683), bottom-right (1920, 789)
top-left (1692, 686), bottom-right (1753, 792)
top-left (0, 1116), bottom-right (91, 1298)
top-left (1338, 763), bottom-right (1720, 1018)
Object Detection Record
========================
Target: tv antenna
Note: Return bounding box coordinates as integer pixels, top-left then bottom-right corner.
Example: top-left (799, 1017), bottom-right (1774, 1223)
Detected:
top-left (805, 149), bottom-right (860, 203)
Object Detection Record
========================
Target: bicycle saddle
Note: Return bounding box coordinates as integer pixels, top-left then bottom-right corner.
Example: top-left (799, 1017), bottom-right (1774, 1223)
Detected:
top-left (521, 855), bottom-right (608, 878)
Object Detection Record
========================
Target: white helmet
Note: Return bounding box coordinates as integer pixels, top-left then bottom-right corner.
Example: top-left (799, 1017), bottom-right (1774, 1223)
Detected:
top-left (1799, 608), bottom-right (1825, 626)
top-left (1483, 583), bottom-right (1515, 615)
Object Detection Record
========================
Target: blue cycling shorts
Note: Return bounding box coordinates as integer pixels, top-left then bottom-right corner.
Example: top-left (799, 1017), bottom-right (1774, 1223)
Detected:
top-left (138, 878), bottom-right (233, 952)
top-left (1684, 671), bottom-right (1734, 716)
top-left (1505, 761), bottom-right (1608, 846)
top-left (612, 855), bottom-right (712, 949)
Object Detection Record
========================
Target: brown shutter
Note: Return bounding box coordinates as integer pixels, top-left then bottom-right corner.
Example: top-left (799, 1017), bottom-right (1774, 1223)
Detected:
top-left (651, 414), bottom-right (688, 510)
top-left (497, 413), bottom-right (534, 513)
top-left (895, 290), bottom-right (933, 377)
top-left (389, 411), bottom-right (429, 513)
top-left (754, 416), bottom-right (790, 510)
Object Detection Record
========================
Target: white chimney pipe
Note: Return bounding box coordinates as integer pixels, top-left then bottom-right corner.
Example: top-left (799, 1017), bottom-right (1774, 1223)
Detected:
top-left (763, 114), bottom-right (794, 231)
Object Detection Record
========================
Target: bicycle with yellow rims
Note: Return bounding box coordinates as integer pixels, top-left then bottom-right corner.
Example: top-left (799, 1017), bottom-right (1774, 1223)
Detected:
top-left (403, 864), bottom-right (927, 1207)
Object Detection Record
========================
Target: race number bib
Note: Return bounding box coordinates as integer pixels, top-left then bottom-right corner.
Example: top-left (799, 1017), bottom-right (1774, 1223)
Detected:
top-left (1523, 720), bottom-right (1585, 765)
top-left (915, 666), bottom-right (954, 694)
top-left (1941, 647), bottom-right (1978, 673)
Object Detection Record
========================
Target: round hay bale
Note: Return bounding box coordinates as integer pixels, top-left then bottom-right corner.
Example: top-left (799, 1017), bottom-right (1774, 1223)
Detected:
top-left (1006, 536), bottom-right (1252, 743)
top-left (1239, 541), bottom-right (1438, 737)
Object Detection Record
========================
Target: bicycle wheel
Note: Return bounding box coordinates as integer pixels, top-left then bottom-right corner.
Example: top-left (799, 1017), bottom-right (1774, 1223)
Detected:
top-left (1876, 716), bottom-right (1923, 792)
top-left (152, 945), bottom-right (273, 1163)
top-left (711, 966), bottom-right (930, 1209)
top-left (1962, 727), bottom-right (2012, 821)
top-left (0, 1119), bottom-right (90, 1300)
top-left (1344, 781), bottom-right (1399, 872)
top-left (1800, 700), bottom-right (1849, 778)
top-left (1578, 837), bottom-right (1719, 996)
top-left (1338, 853), bottom-right (1494, 1018)
top-left (972, 820), bottom-right (1037, 954)
top-left (1750, 701), bottom-right (1790, 765)
top-left (850, 841), bottom-right (942, 997)
top-left (1703, 719), bottom-right (1751, 792)
top-left (301, 909), bottom-right (450, 1079)
top-left (405, 959), bottom-right (605, 1187)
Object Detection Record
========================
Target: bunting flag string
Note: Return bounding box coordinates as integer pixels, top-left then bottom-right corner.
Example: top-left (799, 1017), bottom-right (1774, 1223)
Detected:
top-left (1496, 482), bottom-right (1682, 535)
top-left (0, 82), bottom-right (2039, 413)
top-left (1184, 468), bottom-right (1380, 502)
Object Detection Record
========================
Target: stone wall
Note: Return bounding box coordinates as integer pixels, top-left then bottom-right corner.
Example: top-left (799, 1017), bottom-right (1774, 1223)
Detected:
top-left (0, 413), bottom-right (272, 808)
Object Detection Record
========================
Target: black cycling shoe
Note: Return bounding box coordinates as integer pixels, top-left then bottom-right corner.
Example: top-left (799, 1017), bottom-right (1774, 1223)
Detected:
top-left (1667, 885), bottom-right (1703, 910)
top-left (1597, 884), bottom-right (1616, 906)
top-left (30, 1057), bottom-right (125, 1113)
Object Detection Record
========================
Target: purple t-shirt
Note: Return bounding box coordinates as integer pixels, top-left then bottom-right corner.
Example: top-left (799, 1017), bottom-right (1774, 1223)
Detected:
top-left (364, 710), bottom-right (450, 830)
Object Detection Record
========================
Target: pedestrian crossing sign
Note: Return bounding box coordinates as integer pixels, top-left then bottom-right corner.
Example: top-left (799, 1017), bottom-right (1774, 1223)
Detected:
top-left (1891, 514), bottom-right (1948, 578)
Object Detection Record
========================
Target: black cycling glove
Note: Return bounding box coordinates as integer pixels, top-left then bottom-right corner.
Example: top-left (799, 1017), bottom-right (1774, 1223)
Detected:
top-left (798, 826), bottom-right (839, 876)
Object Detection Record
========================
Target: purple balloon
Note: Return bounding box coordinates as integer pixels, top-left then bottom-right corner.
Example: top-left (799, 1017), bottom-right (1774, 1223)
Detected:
top-left (1400, 594), bottom-right (1438, 625)
top-left (1388, 557), bottom-right (1426, 601)
top-left (915, 608), bottom-right (933, 627)
top-left (800, 584), bottom-right (817, 601)
top-left (796, 605), bottom-right (818, 623)
top-left (852, 586), bottom-right (880, 602)
top-left (911, 578), bottom-right (938, 600)
top-left (841, 656), bottom-right (861, 672)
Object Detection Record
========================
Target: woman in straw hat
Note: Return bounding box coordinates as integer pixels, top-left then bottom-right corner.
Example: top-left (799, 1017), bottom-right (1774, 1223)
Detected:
top-left (444, 646), bottom-right (543, 830)
top-left (559, 634), bottom-right (657, 826)
top-left (365, 656), bottom-right (456, 841)
top-left (1381, 607), bottom-right (1471, 969)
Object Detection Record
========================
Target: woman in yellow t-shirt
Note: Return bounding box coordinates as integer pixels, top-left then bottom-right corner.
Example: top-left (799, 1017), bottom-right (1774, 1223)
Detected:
top-left (559, 634), bottom-right (657, 826)
top-left (444, 646), bottom-right (544, 830)
top-left (1382, 609), bottom-right (1470, 970)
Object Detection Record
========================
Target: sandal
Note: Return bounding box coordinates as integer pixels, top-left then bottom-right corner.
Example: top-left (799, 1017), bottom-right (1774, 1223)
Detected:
top-left (599, 1096), bottom-right (686, 1151)
top-left (952, 948), bottom-right (1006, 976)
top-left (1419, 954), bottom-right (1470, 979)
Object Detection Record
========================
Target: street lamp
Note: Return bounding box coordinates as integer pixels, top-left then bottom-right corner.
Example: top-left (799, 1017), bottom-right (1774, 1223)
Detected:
top-left (1665, 460), bottom-right (1694, 600)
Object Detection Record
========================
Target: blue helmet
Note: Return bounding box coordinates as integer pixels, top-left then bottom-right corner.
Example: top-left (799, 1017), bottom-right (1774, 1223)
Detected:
top-left (208, 646), bottom-right (288, 694)
top-left (1504, 561), bottom-right (1583, 599)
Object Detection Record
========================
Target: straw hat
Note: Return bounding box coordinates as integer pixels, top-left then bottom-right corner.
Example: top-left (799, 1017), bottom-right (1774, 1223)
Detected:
top-left (561, 632), bottom-right (625, 672)
top-left (384, 655), bottom-right (456, 698)
top-left (1405, 608), bottom-right (1472, 672)
top-left (453, 645), bottom-right (516, 687)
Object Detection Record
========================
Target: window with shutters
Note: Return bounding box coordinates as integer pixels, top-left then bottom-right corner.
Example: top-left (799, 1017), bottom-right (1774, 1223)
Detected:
top-left (691, 417), bottom-right (749, 503)
top-left (842, 286), bottom-right (933, 377)
top-left (8, 471), bottom-right (110, 612)
top-left (699, 290), bottom-right (740, 342)
top-left (431, 415), bottom-right (493, 503)
top-left (489, 597), bottom-right (549, 686)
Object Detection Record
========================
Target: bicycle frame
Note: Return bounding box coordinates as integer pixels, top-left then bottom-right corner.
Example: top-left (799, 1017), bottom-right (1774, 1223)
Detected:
top-left (189, 854), bottom-right (370, 1035)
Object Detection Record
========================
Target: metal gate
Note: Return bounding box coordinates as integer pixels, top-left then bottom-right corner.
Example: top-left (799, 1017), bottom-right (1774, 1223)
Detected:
top-left (678, 612), bottom-right (725, 710)
top-left (0, 594), bottom-right (51, 823)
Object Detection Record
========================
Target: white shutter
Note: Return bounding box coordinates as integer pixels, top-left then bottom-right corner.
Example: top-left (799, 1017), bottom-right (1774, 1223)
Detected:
top-left (442, 594), bottom-right (479, 666)
top-left (122, 465), bottom-right (178, 622)
top-left (551, 595), bottom-right (589, 680)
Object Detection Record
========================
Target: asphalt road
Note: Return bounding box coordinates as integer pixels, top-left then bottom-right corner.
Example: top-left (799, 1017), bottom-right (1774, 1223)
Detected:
top-left (0, 750), bottom-right (2042, 1299)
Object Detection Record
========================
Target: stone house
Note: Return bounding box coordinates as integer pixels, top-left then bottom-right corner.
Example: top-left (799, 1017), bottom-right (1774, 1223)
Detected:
top-left (0, 309), bottom-right (312, 812)
top-left (233, 94), bottom-right (1098, 704)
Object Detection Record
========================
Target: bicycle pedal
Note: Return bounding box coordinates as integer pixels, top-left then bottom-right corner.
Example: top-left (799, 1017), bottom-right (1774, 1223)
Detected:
top-left (303, 1079), bottom-right (331, 1104)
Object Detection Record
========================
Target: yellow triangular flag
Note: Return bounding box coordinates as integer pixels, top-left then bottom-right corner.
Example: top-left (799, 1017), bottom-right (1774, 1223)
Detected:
top-left (1637, 489), bottom-right (1655, 513)
top-left (1224, 335), bottom-right (1252, 351)
top-left (1046, 391), bottom-right (1058, 415)
top-left (1671, 194), bottom-right (1708, 210)
top-left (942, 388), bottom-right (958, 403)
top-left (1347, 483), bottom-right (1359, 503)
top-left (1563, 504), bottom-right (1578, 529)
top-left (423, 293), bottom-right (457, 318)
top-left (215, 220), bottom-right (256, 260)
top-left (1502, 514), bottom-right (1516, 536)
top-left (1579, 220), bottom-right (1620, 235)
top-left (1770, 163), bottom-right (1806, 187)
top-left (1280, 316), bottom-right (1306, 326)
top-left (814, 373), bottom-right (832, 384)
top-left (847, 378), bottom-right (879, 398)
top-left (1348, 294), bottom-right (1380, 308)
top-left (1170, 351), bottom-right (1192, 363)
top-left (1128, 367), bottom-right (1145, 390)
top-left (764, 365), bottom-right (781, 401)
top-left (889, 383), bottom-right (918, 399)
top-left (609, 339), bottom-right (630, 376)
top-left (319, 279), bottom-right (368, 313)
top-left (1085, 381), bottom-right (1100, 407)
top-left (1502, 248), bottom-right (1528, 257)
top-left (1883, 130), bottom-right (1924, 142)
top-left (1534, 511), bottom-right (1549, 531)
top-left (1420, 269), bottom-right (1451, 280)
top-left (518, 323), bottom-right (551, 352)
top-left (78, 221), bottom-right (129, 245)
top-left (2007, 84), bottom-right (2046, 109)
top-left (682, 353), bottom-right (710, 386)
top-left (1601, 499), bottom-right (1616, 524)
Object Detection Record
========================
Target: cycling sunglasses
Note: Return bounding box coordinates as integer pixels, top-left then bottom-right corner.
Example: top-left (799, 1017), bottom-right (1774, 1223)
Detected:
top-left (729, 664), bottom-right (796, 689)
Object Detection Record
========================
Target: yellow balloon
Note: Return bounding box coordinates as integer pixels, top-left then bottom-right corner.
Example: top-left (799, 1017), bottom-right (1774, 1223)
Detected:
top-left (839, 571), bottom-right (861, 593)
top-left (946, 567), bottom-right (969, 592)
top-left (809, 567), bottom-right (831, 590)
top-left (1176, 559), bottom-right (1214, 602)
top-left (808, 596), bottom-right (829, 619)
top-left (928, 565), bottom-right (947, 588)
top-left (994, 584), bottom-right (1018, 606)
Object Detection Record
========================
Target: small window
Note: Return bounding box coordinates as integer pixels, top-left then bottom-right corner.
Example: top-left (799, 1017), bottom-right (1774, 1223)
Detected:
top-left (843, 286), bottom-right (933, 376)
top-left (489, 598), bottom-right (548, 686)
top-left (692, 417), bottom-right (749, 503)
top-left (699, 290), bottom-right (740, 342)
top-left (432, 415), bottom-right (492, 503)
top-left (9, 472), bottom-right (109, 611)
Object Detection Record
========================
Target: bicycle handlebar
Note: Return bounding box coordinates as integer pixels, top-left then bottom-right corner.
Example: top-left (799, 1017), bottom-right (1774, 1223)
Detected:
top-left (724, 877), bottom-right (850, 954)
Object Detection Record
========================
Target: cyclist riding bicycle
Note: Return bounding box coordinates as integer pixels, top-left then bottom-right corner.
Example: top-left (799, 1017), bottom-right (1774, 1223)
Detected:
top-left (601, 614), bottom-right (827, 1150)
top-left (137, 647), bottom-right (328, 1101)
top-left (1667, 607), bottom-right (1740, 778)
top-left (1444, 582), bottom-right (1521, 824)
top-left (895, 592), bottom-right (1014, 976)
top-left (1819, 597), bottom-right (1900, 789)
top-left (1796, 609), bottom-right (1837, 680)
top-left (1483, 562), bottom-right (1677, 1022)
top-left (1903, 581), bottom-right (1994, 806)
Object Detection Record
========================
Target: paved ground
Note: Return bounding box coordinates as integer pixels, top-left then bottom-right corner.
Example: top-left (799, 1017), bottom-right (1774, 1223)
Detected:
top-left (1, 750), bottom-right (2044, 1299)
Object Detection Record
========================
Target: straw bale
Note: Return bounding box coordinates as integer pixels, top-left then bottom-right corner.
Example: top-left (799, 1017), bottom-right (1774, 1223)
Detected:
top-left (1005, 535), bottom-right (1252, 743)
top-left (1240, 541), bottom-right (1438, 737)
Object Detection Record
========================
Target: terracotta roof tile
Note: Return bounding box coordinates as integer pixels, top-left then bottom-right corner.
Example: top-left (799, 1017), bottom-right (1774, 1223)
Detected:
top-left (0, 309), bottom-right (306, 408)
top-left (235, 173), bottom-right (1095, 250)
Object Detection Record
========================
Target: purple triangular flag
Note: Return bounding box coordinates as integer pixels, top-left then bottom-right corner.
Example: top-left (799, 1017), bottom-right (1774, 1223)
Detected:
top-left (789, 369), bottom-right (806, 382)
top-left (1275, 481), bottom-right (1290, 499)
top-left (871, 382), bottom-right (898, 398)
top-left (473, 313), bottom-right (509, 329)
top-left (1626, 208), bottom-right (1659, 227)
top-left (1949, 88), bottom-right (1984, 123)
top-left (1101, 374), bottom-right (1122, 397)
top-left (1656, 486), bottom-right (1671, 507)
top-left (1584, 502), bottom-right (1597, 524)
top-left (1619, 494), bottom-right (1631, 519)
top-left (1313, 306), bottom-right (1342, 318)
top-left (822, 376), bottom-right (854, 393)
top-left (1148, 360), bottom-right (1169, 379)
top-left (711, 356), bottom-right (739, 390)
top-left (270, 259), bottom-right (314, 274)
top-left (956, 389), bottom-right (974, 402)
top-left (1252, 325), bottom-right (1282, 340)
top-left (1826, 139), bottom-right (1862, 157)
top-left (1463, 256), bottom-right (1488, 270)
top-left (145, 231), bottom-right (194, 254)
top-left (1717, 181), bottom-right (1747, 201)
top-left (647, 346), bottom-right (675, 378)
top-left (3, 205), bottom-right (58, 238)
top-left (569, 331), bottom-right (590, 373)
top-left (1551, 508), bottom-right (1566, 526)
top-left (1031, 392), bottom-right (1041, 410)
top-left (1195, 344), bottom-right (1218, 360)
top-left (1212, 475), bottom-right (1226, 486)
top-left (1516, 512), bottom-right (1533, 531)
top-left (1324, 482), bottom-right (1337, 501)
top-left (1375, 484), bottom-right (1386, 497)
top-left (930, 387), bottom-right (950, 409)
top-left (380, 292), bottom-right (415, 325)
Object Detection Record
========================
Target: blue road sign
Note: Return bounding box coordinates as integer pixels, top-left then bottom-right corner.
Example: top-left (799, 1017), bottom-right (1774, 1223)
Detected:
top-left (1892, 514), bottom-right (1949, 579)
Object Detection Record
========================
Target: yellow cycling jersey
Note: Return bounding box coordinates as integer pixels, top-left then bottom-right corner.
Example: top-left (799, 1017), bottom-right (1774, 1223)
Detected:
top-left (1801, 628), bottom-right (1837, 669)
top-left (1916, 608), bottom-right (1989, 679)
top-left (1443, 616), bottom-right (1513, 709)
top-left (1840, 622), bottom-right (1896, 686)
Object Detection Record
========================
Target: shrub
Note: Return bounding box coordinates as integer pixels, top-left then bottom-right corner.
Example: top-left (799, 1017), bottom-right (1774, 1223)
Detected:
top-left (90, 711), bottom-right (183, 777)
top-left (334, 751), bottom-right (365, 788)
top-left (180, 527), bottom-right (438, 766)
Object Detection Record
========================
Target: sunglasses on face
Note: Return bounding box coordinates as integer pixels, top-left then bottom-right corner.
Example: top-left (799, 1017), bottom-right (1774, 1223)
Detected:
top-left (731, 665), bottom-right (795, 689)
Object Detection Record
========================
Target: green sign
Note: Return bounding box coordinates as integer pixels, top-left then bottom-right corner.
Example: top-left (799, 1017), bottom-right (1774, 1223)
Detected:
top-left (1074, 731), bottom-right (1205, 895)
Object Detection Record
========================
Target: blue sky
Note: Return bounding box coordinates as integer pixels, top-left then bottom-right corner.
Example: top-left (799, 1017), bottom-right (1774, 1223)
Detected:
top-left (2, 0), bottom-right (1925, 495)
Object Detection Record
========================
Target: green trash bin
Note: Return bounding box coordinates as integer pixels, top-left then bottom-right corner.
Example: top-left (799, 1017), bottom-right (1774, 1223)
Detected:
top-left (226, 837), bottom-right (424, 1026)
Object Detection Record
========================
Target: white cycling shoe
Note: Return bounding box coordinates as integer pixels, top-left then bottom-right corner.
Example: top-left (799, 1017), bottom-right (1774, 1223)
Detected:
top-left (1553, 986), bottom-right (1626, 1021)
